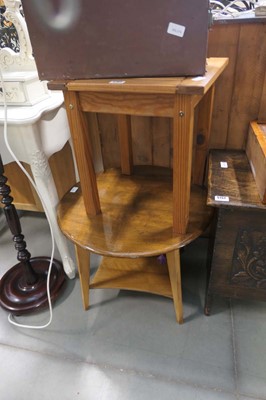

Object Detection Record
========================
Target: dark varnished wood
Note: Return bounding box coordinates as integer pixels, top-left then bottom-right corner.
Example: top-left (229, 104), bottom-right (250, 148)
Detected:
top-left (207, 150), bottom-right (266, 210)
top-left (0, 154), bottom-right (66, 315)
top-left (205, 150), bottom-right (266, 315)
top-left (0, 154), bottom-right (37, 285)
top-left (58, 166), bottom-right (213, 257)
top-left (0, 257), bottom-right (66, 315)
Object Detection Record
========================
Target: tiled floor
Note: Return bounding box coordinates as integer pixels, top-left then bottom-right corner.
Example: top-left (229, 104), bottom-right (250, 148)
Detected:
top-left (0, 211), bottom-right (266, 400)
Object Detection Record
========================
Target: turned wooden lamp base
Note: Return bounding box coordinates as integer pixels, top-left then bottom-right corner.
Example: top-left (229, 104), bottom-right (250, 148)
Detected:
top-left (0, 153), bottom-right (67, 315)
top-left (0, 256), bottom-right (66, 315)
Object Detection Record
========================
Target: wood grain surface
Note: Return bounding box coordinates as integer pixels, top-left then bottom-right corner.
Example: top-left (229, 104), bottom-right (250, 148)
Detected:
top-left (207, 150), bottom-right (266, 209)
top-left (58, 167), bottom-right (213, 257)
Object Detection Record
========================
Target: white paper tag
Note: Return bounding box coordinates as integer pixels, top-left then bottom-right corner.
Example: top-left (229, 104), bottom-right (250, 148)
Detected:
top-left (192, 76), bottom-right (206, 82)
top-left (215, 195), bottom-right (230, 202)
top-left (167, 22), bottom-right (186, 38)
top-left (109, 80), bottom-right (126, 84)
top-left (220, 161), bottom-right (228, 168)
top-left (70, 186), bottom-right (79, 193)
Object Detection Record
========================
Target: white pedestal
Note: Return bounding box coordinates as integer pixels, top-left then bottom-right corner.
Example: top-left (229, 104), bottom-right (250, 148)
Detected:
top-left (0, 92), bottom-right (76, 278)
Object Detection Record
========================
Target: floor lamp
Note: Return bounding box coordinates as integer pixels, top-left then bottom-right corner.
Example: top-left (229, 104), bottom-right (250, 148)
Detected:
top-left (0, 153), bottom-right (66, 315)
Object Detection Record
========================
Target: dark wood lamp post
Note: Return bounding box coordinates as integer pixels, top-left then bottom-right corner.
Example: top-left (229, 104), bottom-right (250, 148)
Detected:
top-left (0, 153), bottom-right (66, 315)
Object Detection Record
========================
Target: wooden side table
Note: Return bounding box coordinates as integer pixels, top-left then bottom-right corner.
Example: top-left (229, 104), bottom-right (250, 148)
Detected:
top-left (205, 150), bottom-right (266, 315)
top-left (55, 58), bottom-right (228, 323)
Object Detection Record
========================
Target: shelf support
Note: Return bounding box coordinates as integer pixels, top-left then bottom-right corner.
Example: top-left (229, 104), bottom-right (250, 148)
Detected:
top-left (117, 114), bottom-right (133, 175)
top-left (75, 245), bottom-right (90, 310)
top-left (166, 249), bottom-right (183, 324)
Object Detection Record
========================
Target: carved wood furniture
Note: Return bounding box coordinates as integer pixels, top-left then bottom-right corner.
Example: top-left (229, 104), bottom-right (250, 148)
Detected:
top-left (205, 150), bottom-right (266, 315)
top-left (0, 0), bottom-right (49, 106)
top-left (0, 153), bottom-right (66, 314)
top-left (0, 93), bottom-right (77, 278)
top-left (0, 0), bottom-right (77, 278)
top-left (55, 58), bottom-right (228, 323)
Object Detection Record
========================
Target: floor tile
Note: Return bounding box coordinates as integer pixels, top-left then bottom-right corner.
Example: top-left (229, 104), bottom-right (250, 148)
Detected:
top-left (0, 344), bottom-right (237, 400)
top-left (239, 396), bottom-right (265, 400)
top-left (0, 214), bottom-right (236, 395)
top-left (232, 299), bottom-right (266, 400)
top-left (0, 283), bottom-right (235, 392)
top-left (103, 370), bottom-right (237, 400)
top-left (0, 343), bottom-right (108, 400)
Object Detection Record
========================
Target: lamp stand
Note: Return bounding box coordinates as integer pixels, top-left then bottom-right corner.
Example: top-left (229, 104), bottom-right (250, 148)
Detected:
top-left (0, 154), bottom-right (66, 315)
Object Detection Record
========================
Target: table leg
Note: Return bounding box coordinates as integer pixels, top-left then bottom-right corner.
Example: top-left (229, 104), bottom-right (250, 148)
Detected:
top-left (64, 91), bottom-right (101, 216)
top-left (173, 95), bottom-right (194, 234)
top-left (166, 249), bottom-right (183, 324)
top-left (75, 245), bottom-right (90, 310)
top-left (204, 292), bottom-right (213, 316)
top-left (117, 114), bottom-right (133, 175)
top-left (29, 149), bottom-right (76, 279)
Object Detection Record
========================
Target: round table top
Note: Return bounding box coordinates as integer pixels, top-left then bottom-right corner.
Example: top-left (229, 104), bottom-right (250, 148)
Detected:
top-left (58, 167), bottom-right (213, 257)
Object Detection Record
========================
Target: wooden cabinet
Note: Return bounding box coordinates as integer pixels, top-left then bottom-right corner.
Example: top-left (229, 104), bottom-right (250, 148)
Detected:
top-left (205, 150), bottom-right (266, 315)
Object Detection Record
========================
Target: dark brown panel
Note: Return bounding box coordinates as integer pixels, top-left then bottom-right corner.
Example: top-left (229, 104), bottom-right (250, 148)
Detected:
top-left (22, 0), bottom-right (209, 79)
top-left (208, 208), bottom-right (266, 302)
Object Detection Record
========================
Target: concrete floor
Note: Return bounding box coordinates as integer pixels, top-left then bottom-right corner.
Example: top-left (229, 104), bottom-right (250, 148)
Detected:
top-left (0, 211), bottom-right (266, 400)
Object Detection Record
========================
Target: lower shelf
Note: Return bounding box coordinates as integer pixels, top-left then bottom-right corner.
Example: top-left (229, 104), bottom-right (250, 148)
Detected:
top-left (90, 256), bottom-right (173, 298)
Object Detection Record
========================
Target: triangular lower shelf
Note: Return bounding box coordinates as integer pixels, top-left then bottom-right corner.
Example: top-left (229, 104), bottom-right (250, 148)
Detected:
top-left (90, 256), bottom-right (173, 298)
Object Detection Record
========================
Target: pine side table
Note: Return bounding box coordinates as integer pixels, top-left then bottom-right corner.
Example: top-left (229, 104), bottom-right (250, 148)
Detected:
top-left (55, 58), bottom-right (228, 323)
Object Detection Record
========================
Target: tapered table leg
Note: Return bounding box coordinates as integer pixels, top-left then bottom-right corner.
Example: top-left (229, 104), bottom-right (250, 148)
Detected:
top-left (0, 154), bottom-right (66, 315)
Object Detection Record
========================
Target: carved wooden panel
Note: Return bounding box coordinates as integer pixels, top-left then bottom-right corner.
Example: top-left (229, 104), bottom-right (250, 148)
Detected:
top-left (205, 151), bottom-right (266, 314)
top-left (231, 229), bottom-right (266, 289)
